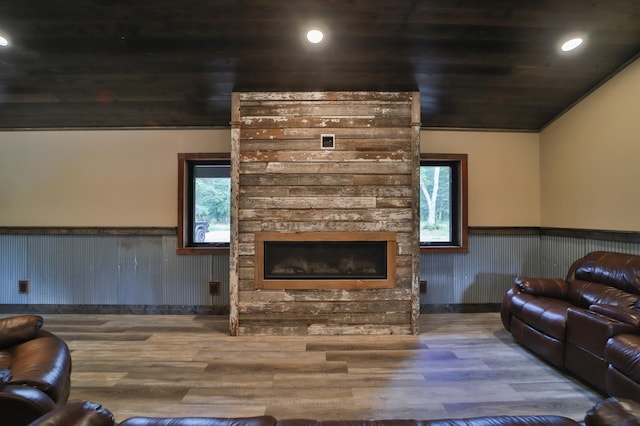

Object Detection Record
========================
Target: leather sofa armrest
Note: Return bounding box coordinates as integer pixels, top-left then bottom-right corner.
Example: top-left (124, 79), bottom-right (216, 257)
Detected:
top-left (0, 315), bottom-right (43, 348)
top-left (589, 304), bottom-right (640, 327)
top-left (11, 335), bottom-right (72, 404)
top-left (514, 277), bottom-right (568, 299)
top-left (585, 397), bottom-right (640, 426)
top-left (28, 401), bottom-right (115, 426)
top-left (0, 384), bottom-right (57, 425)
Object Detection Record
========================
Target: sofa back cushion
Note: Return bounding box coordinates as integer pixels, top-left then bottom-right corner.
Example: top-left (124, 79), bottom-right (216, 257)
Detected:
top-left (568, 251), bottom-right (640, 294)
top-left (565, 252), bottom-right (640, 308)
top-left (567, 280), bottom-right (640, 309)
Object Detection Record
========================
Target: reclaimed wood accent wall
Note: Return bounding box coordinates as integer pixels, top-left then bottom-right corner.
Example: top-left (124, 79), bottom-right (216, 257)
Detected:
top-left (229, 91), bottom-right (420, 336)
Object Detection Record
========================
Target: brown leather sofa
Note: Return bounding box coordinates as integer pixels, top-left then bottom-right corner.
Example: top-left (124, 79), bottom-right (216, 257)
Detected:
top-left (28, 400), bottom-right (584, 426)
top-left (501, 251), bottom-right (640, 399)
top-left (28, 397), bottom-right (640, 426)
top-left (0, 314), bottom-right (72, 426)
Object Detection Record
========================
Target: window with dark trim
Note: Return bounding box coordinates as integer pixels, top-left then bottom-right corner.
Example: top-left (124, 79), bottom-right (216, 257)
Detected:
top-left (419, 154), bottom-right (468, 253)
top-left (177, 153), bottom-right (230, 254)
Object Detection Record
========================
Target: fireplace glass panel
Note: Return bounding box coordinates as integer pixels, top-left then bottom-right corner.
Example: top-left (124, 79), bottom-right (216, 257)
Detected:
top-left (264, 241), bottom-right (387, 280)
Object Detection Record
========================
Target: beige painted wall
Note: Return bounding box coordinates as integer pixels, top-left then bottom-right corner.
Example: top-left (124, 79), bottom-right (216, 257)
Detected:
top-left (0, 127), bottom-right (542, 227)
top-left (421, 130), bottom-right (540, 226)
top-left (540, 57), bottom-right (640, 231)
top-left (0, 129), bottom-right (231, 226)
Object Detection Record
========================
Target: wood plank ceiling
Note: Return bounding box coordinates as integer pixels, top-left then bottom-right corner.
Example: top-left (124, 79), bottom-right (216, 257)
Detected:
top-left (0, 0), bottom-right (638, 130)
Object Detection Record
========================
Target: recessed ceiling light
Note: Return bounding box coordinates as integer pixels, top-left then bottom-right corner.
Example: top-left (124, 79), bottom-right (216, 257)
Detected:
top-left (306, 29), bottom-right (324, 44)
top-left (561, 37), bottom-right (583, 52)
top-left (0, 36), bottom-right (8, 47)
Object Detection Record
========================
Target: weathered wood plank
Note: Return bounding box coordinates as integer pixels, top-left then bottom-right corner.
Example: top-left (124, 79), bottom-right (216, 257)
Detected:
top-left (238, 92), bottom-right (414, 102)
top-left (352, 174), bottom-right (412, 186)
top-left (238, 208), bottom-right (412, 222)
top-left (237, 312), bottom-right (411, 325)
top-left (238, 221), bottom-right (414, 233)
top-left (240, 173), bottom-right (413, 186)
top-left (307, 324), bottom-right (412, 335)
top-left (239, 138), bottom-right (411, 151)
top-left (238, 196), bottom-right (377, 210)
top-left (237, 288), bottom-right (413, 303)
top-left (283, 127), bottom-right (412, 139)
top-left (239, 150), bottom-right (410, 162)
top-left (375, 197), bottom-right (413, 208)
top-left (232, 91), bottom-right (419, 335)
top-left (241, 161), bottom-right (411, 175)
top-left (240, 186), bottom-right (413, 198)
top-left (229, 91), bottom-right (241, 336)
top-left (410, 92), bottom-right (422, 335)
top-left (240, 103), bottom-right (411, 119)
top-left (240, 115), bottom-right (411, 129)
top-left (237, 301), bottom-right (411, 314)
top-left (240, 174), bottom-right (355, 186)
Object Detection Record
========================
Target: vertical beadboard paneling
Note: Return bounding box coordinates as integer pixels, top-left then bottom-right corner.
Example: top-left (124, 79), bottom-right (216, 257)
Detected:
top-left (210, 254), bottom-right (230, 306)
top-left (27, 235), bottom-right (74, 304)
top-left (540, 235), bottom-right (640, 278)
top-left (162, 235), bottom-right (228, 306)
top-left (0, 233), bottom-right (226, 307)
top-left (421, 233), bottom-right (539, 305)
top-left (3, 231), bottom-right (640, 309)
top-left (0, 235), bottom-right (28, 303)
top-left (72, 235), bottom-right (119, 304)
top-left (116, 235), bottom-right (164, 304)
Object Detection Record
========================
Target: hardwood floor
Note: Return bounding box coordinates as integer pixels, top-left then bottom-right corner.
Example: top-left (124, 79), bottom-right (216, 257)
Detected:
top-left (23, 313), bottom-right (603, 422)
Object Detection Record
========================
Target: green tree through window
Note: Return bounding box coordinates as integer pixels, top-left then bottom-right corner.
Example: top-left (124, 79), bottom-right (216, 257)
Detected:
top-left (193, 163), bottom-right (230, 244)
top-left (177, 153), bottom-right (231, 254)
top-left (420, 154), bottom-right (468, 252)
top-left (420, 165), bottom-right (452, 243)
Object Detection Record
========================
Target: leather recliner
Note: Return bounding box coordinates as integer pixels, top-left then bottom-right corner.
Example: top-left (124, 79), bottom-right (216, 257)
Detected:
top-left (501, 251), bottom-right (640, 399)
top-left (0, 314), bottom-right (72, 426)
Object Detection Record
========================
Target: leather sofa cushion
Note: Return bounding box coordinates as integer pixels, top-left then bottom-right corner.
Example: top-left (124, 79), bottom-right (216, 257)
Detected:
top-left (277, 418), bottom-right (579, 426)
top-left (120, 416), bottom-right (278, 426)
top-left (509, 294), bottom-right (571, 341)
top-left (606, 365), bottom-right (640, 403)
top-left (572, 251), bottom-right (640, 295)
top-left (566, 280), bottom-right (639, 309)
top-left (423, 417), bottom-right (579, 426)
top-left (606, 334), bottom-right (640, 382)
top-left (589, 304), bottom-right (640, 327)
top-left (0, 315), bottom-right (43, 348)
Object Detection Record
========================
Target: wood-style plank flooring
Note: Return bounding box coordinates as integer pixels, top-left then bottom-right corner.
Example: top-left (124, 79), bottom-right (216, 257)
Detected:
top-left (20, 313), bottom-right (603, 422)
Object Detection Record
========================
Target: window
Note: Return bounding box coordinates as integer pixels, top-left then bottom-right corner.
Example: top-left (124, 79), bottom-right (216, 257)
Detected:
top-left (177, 153), bottom-right (230, 254)
top-left (419, 154), bottom-right (468, 253)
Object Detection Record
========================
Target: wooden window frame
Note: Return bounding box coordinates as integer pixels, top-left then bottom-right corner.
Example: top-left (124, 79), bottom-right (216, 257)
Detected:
top-left (177, 153), bottom-right (230, 255)
top-left (419, 153), bottom-right (469, 253)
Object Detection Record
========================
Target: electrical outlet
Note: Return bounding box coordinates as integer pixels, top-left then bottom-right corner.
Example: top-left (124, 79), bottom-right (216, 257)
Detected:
top-left (208, 280), bottom-right (220, 296)
top-left (18, 280), bottom-right (30, 294)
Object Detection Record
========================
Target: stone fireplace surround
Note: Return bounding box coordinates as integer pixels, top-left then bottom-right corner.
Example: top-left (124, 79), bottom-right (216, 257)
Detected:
top-left (229, 91), bottom-right (420, 336)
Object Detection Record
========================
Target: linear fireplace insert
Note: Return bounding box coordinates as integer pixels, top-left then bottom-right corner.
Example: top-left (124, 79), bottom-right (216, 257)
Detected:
top-left (254, 232), bottom-right (396, 289)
